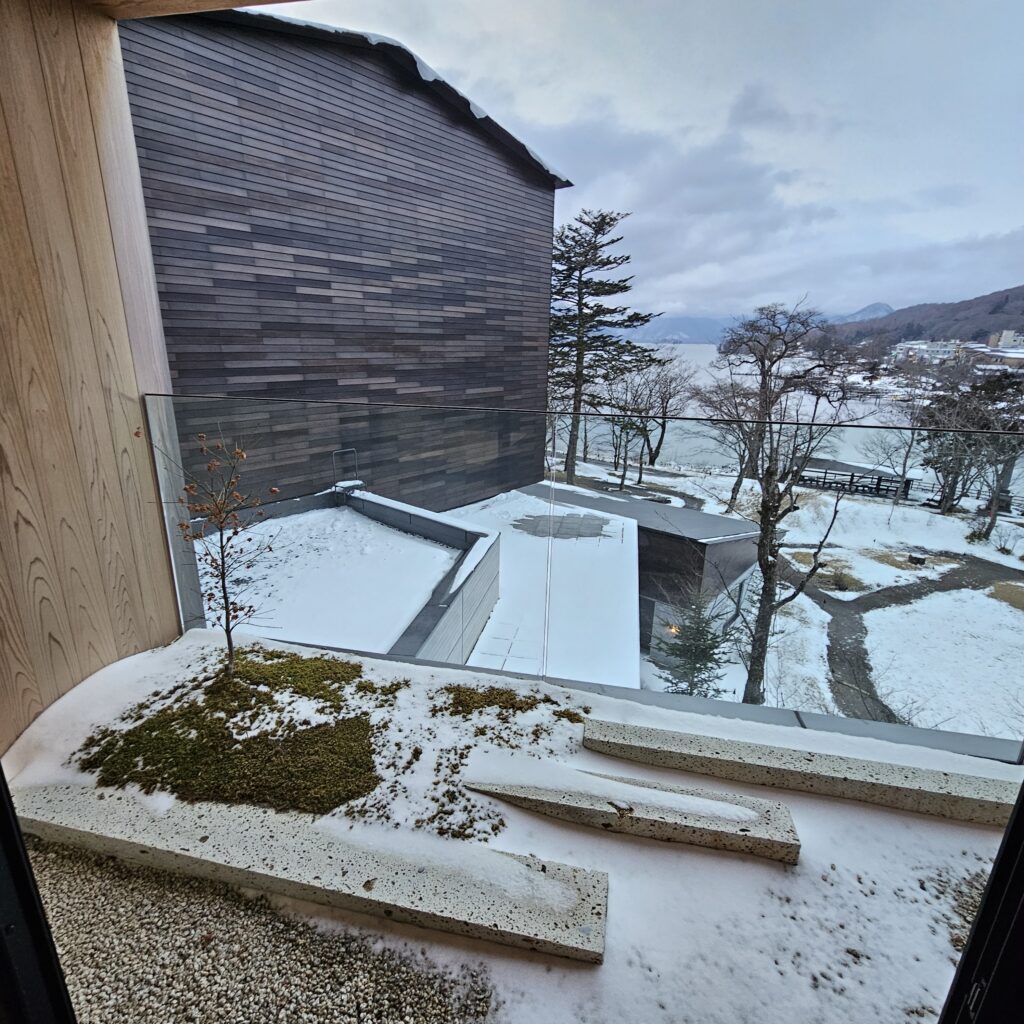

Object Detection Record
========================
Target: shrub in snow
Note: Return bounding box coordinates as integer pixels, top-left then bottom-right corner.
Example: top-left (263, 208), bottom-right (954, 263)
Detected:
top-left (654, 589), bottom-right (735, 699)
top-left (177, 434), bottom-right (280, 676)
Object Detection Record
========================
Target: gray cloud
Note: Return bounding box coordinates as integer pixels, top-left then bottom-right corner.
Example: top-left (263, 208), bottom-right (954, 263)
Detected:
top-left (274, 0), bottom-right (1024, 317)
top-left (727, 84), bottom-right (845, 136)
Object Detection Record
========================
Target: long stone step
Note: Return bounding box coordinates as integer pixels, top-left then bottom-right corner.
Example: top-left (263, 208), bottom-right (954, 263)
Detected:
top-left (463, 753), bottom-right (800, 864)
top-left (14, 784), bottom-right (607, 963)
top-left (582, 718), bottom-right (1019, 826)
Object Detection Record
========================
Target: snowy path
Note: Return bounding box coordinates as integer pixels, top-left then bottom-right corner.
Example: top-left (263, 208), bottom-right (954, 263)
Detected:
top-left (794, 552), bottom-right (1024, 725)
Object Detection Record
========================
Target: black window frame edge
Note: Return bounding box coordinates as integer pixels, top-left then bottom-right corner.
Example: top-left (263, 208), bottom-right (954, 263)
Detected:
top-left (940, 778), bottom-right (1024, 1022)
top-left (0, 763), bottom-right (77, 1024)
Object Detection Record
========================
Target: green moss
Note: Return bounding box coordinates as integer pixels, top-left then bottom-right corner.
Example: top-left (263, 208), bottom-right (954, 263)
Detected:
top-left (552, 707), bottom-right (584, 725)
top-left (354, 677), bottom-right (409, 705)
top-left (76, 648), bottom-right (380, 815)
top-left (432, 684), bottom-right (555, 721)
top-left (232, 648), bottom-right (363, 711)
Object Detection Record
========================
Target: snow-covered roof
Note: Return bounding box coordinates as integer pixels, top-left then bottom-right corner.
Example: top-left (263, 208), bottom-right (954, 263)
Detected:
top-left (519, 484), bottom-right (761, 543)
top-left (210, 9), bottom-right (571, 189)
top-left (804, 457), bottom-right (922, 481)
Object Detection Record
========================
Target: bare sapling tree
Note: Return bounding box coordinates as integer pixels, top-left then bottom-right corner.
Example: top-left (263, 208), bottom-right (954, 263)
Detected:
top-left (917, 366), bottom-right (988, 514)
top-left (603, 370), bottom-right (652, 488)
top-left (638, 359), bottom-right (695, 468)
top-left (178, 433), bottom-right (280, 676)
top-left (710, 303), bottom-right (854, 705)
top-left (692, 377), bottom-right (761, 512)
top-left (856, 364), bottom-right (933, 523)
top-left (548, 209), bottom-right (661, 484)
top-left (967, 372), bottom-right (1024, 541)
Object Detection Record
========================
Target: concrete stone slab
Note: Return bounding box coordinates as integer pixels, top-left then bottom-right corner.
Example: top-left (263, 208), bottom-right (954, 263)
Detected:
top-left (14, 784), bottom-right (607, 963)
top-left (464, 756), bottom-right (800, 864)
top-left (583, 718), bottom-right (1018, 826)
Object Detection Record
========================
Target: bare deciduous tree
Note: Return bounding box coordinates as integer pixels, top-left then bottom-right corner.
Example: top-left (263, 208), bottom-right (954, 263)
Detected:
top-left (692, 377), bottom-right (760, 513)
top-left (707, 303), bottom-right (855, 705)
top-left (856, 364), bottom-right (933, 523)
top-left (178, 434), bottom-right (279, 676)
top-left (638, 359), bottom-right (695, 469)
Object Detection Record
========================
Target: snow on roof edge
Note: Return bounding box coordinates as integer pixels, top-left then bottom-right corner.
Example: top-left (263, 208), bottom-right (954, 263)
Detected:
top-left (229, 7), bottom-right (571, 188)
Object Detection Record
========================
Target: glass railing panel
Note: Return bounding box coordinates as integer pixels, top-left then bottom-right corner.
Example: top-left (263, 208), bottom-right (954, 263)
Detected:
top-left (145, 393), bottom-right (556, 682)
top-left (147, 394), bottom-right (1024, 761)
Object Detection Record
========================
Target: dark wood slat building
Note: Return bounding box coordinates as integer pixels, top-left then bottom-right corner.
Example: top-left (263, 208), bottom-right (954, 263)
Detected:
top-left (119, 10), bottom-right (568, 509)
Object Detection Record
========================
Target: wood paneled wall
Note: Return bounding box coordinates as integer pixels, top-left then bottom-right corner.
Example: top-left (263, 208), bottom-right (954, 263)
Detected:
top-left (0, 0), bottom-right (181, 754)
top-left (120, 14), bottom-right (556, 509)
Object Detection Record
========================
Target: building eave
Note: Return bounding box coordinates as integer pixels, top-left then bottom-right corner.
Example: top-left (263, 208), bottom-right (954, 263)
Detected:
top-left (197, 8), bottom-right (572, 190)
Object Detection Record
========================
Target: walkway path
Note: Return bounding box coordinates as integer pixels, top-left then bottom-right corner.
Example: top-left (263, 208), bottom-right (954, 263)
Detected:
top-left (788, 552), bottom-right (1024, 723)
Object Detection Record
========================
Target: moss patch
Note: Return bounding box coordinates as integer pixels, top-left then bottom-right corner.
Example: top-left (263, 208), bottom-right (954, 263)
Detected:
top-left (432, 684), bottom-right (556, 722)
top-left (988, 581), bottom-right (1024, 612)
top-left (552, 707), bottom-right (585, 725)
top-left (786, 550), bottom-right (866, 592)
top-left (76, 648), bottom-right (381, 815)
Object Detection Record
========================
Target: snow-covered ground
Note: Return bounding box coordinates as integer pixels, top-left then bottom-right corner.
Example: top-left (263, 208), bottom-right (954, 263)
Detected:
top-left (6, 630), bottom-right (1022, 1024)
top-left (197, 507), bottom-right (459, 651)
top-left (865, 589), bottom-right (1024, 737)
top-left (451, 490), bottom-right (640, 688)
top-left (575, 461), bottom-right (1024, 734)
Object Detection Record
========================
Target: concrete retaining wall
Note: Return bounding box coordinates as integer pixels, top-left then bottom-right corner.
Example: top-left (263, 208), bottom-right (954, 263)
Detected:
top-left (168, 484), bottom-right (499, 668)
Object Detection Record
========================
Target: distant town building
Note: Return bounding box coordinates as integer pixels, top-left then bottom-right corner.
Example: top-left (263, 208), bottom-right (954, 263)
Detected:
top-left (960, 339), bottom-right (1024, 373)
top-left (988, 329), bottom-right (1024, 349)
top-left (892, 338), bottom-right (960, 364)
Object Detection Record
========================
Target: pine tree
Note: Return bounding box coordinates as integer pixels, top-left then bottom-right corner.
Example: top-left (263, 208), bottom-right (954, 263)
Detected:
top-left (548, 209), bottom-right (660, 484)
top-left (654, 589), bottom-right (733, 698)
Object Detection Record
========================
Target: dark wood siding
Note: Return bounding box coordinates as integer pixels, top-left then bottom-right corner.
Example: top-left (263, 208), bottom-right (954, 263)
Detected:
top-left (119, 14), bottom-right (555, 509)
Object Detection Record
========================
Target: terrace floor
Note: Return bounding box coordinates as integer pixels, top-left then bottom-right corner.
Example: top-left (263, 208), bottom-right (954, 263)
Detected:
top-left (452, 489), bottom-right (641, 687)
top-left (6, 630), bottom-right (1022, 1024)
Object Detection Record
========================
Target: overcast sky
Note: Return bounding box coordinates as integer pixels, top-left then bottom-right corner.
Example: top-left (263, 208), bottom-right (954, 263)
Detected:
top-left (266, 1), bottom-right (1024, 317)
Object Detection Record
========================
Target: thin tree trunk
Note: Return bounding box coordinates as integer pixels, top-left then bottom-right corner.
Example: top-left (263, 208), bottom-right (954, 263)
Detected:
top-left (618, 437), bottom-right (630, 490)
top-left (611, 423), bottom-right (622, 471)
top-left (980, 455), bottom-right (1017, 538)
top-left (726, 456), bottom-right (747, 513)
top-left (218, 525), bottom-right (234, 676)
top-left (647, 418), bottom-right (668, 466)
top-left (979, 456), bottom-right (1014, 539)
top-left (564, 382), bottom-right (583, 484)
top-left (581, 415), bottom-right (590, 461)
top-left (563, 276), bottom-right (587, 485)
top-left (743, 548), bottom-right (776, 705)
top-left (888, 430), bottom-right (916, 525)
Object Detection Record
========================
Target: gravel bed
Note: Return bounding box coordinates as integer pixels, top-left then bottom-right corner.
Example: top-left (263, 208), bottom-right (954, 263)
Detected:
top-left (27, 838), bottom-right (496, 1024)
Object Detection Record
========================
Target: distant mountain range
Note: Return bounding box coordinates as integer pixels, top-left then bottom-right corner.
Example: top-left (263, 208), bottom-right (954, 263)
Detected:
top-left (632, 286), bottom-right (1024, 349)
top-left (634, 303), bottom-right (895, 345)
top-left (630, 315), bottom-right (735, 345)
top-left (828, 302), bottom-right (895, 325)
top-left (834, 284), bottom-right (1024, 346)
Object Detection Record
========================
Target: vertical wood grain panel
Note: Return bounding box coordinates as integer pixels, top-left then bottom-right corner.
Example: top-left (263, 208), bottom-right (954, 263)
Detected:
top-left (0, 100), bottom-right (89, 720)
top-left (0, 19), bottom-right (121, 681)
top-left (34, 0), bottom-right (179, 645)
top-left (1, 0), bottom-right (140, 658)
top-left (0, 0), bottom-right (180, 754)
top-left (76, 2), bottom-right (173, 396)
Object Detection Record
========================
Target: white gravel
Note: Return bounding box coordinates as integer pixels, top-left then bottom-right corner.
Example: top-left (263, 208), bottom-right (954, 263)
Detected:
top-left (27, 838), bottom-right (496, 1024)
